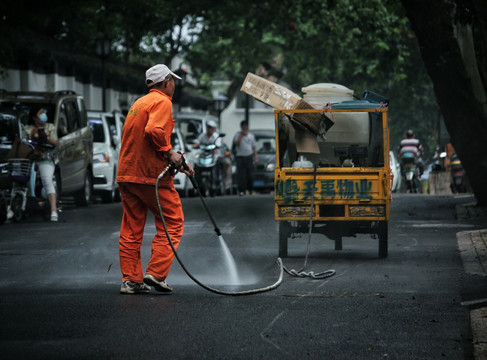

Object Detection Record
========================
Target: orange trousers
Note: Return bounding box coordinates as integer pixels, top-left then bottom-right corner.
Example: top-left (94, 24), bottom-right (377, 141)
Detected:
top-left (118, 182), bottom-right (184, 283)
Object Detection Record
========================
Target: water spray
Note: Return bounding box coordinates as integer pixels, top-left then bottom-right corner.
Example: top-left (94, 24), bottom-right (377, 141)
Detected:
top-left (156, 160), bottom-right (283, 296)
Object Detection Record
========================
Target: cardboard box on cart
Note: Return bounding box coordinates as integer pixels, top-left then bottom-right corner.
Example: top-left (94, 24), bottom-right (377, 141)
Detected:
top-left (240, 72), bottom-right (333, 153)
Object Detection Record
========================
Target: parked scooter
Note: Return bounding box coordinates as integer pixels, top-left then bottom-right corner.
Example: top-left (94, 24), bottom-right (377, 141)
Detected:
top-left (7, 139), bottom-right (59, 222)
top-left (450, 153), bottom-right (466, 193)
top-left (193, 134), bottom-right (225, 197)
top-left (401, 152), bottom-right (421, 193)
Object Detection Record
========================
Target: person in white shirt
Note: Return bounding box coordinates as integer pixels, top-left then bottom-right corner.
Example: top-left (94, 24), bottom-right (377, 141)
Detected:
top-left (233, 120), bottom-right (258, 196)
top-left (193, 120), bottom-right (223, 194)
top-left (193, 120), bottom-right (222, 148)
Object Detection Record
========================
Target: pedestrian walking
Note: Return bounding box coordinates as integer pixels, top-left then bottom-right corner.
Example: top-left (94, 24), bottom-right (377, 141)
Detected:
top-left (117, 64), bottom-right (194, 294)
top-left (233, 120), bottom-right (257, 196)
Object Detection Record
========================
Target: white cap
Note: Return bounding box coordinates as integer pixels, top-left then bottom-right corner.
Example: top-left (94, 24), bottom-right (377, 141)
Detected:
top-left (145, 64), bottom-right (182, 87)
top-left (206, 120), bottom-right (217, 128)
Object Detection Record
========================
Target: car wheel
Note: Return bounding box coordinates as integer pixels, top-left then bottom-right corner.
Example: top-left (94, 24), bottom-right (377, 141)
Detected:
top-left (183, 177), bottom-right (192, 198)
top-left (114, 186), bottom-right (121, 202)
top-left (74, 171), bottom-right (93, 206)
top-left (101, 188), bottom-right (115, 203)
top-left (54, 171), bottom-right (62, 210)
top-left (113, 168), bottom-right (121, 202)
top-left (101, 172), bottom-right (116, 203)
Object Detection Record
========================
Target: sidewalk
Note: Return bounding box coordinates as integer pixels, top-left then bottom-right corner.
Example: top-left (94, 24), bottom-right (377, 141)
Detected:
top-left (456, 203), bottom-right (487, 360)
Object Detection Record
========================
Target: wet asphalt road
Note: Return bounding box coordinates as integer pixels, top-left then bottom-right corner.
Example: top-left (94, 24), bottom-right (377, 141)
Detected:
top-left (1, 192), bottom-right (487, 359)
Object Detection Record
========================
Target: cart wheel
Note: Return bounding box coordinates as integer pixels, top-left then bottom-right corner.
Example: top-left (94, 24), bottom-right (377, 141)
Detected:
top-left (378, 221), bottom-right (388, 258)
top-left (279, 221), bottom-right (291, 257)
top-left (335, 237), bottom-right (343, 251)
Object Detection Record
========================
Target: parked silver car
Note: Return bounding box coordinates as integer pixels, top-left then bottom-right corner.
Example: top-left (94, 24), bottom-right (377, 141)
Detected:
top-left (0, 91), bottom-right (94, 205)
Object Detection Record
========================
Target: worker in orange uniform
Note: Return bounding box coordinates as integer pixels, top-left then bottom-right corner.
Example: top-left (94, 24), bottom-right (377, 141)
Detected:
top-left (117, 64), bottom-right (194, 294)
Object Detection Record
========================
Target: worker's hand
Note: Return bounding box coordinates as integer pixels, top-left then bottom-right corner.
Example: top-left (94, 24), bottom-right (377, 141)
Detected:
top-left (167, 150), bottom-right (183, 170)
top-left (176, 151), bottom-right (194, 177)
top-left (181, 162), bottom-right (194, 177)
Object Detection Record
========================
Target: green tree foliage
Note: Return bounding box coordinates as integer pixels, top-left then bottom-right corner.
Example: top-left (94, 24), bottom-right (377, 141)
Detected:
top-left (1, 0), bottom-right (438, 158)
top-left (401, 0), bottom-right (487, 204)
top-left (179, 0), bottom-right (439, 158)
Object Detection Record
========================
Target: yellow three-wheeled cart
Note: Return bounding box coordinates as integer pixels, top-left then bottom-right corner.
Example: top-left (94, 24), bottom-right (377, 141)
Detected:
top-left (274, 101), bottom-right (391, 258)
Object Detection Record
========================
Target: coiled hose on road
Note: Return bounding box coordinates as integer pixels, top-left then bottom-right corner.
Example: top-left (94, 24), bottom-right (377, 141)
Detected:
top-left (281, 167), bottom-right (336, 280)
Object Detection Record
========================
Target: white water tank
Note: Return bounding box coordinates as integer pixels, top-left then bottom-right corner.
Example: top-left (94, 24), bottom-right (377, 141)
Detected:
top-left (302, 83), bottom-right (368, 145)
top-left (302, 83), bottom-right (354, 108)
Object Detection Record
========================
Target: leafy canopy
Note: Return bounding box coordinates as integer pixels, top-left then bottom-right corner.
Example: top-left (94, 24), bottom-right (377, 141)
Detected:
top-left (0, 0), bottom-right (438, 158)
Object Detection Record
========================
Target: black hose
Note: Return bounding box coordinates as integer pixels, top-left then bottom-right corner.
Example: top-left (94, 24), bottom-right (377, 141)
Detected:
top-left (155, 163), bottom-right (283, 296)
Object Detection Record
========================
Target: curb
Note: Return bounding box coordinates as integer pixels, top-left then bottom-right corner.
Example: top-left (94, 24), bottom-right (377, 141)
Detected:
top-left (457, 229), bottom-right (487, 276)
top-left (456, 203), bottom-right (487, 360)
top-left (470, 307), bottom-right (487, 360)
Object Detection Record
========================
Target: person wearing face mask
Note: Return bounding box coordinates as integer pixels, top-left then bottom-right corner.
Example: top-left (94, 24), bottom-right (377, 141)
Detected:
top-left (21, 106), bottom-right (59, 222)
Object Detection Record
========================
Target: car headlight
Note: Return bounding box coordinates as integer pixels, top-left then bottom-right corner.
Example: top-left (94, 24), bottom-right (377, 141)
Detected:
top-left (266, 163), bottom-right (276, 171)
top-left (93, 153), bottom-right (109, 163)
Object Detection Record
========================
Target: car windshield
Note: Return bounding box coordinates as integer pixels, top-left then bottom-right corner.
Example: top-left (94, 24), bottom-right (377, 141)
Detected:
top-left (104, 115), bottom-right (117, 137)
top-left (176, 118), bottom-right (203, 145)
top-left (0, 112), bottom-right (19, 144)
top-left (89, 119), bottom-right (105, 143)
top-left (256, 136), bottom-right (276, 154)
top-left (0, 102), bottom-right (55, 127)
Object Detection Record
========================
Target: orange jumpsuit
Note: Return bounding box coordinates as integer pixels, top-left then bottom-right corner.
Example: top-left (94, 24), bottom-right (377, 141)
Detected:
top-left (117, 89), bottom-right (183, 283)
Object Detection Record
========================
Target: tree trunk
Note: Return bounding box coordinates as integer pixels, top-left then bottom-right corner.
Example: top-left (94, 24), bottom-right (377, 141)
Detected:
top-left (401, 0), bottom-right (487, 205)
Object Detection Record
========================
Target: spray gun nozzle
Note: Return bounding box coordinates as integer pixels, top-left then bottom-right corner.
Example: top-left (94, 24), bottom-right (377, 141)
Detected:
top-left (178, 151), bottom-right (198, 189)
top-left (178, 151), bottom-right (190, 172)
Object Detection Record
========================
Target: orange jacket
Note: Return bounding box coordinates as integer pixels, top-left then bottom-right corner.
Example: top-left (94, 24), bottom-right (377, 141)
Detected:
top-left (117, 89), bottom-right (174, 186)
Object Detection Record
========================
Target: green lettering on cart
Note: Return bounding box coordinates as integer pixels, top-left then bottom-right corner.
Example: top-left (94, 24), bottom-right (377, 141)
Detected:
top-left (277, 178), bottom-right (374, 202)
top-left (337, 179), bottom-right (355, 199)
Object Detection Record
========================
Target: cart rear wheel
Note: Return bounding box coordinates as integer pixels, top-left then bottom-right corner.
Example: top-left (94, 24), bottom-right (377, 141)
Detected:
top-left (279, 221), bottom-right (291, 257)
top-left (378, 221), bottom-right (388, 258)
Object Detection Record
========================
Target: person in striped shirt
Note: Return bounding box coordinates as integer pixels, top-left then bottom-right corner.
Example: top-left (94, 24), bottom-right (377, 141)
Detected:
top-left (398, 129), bottom-right (424, 176)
